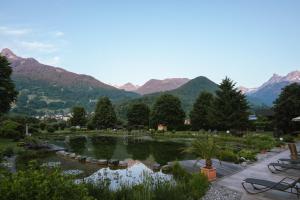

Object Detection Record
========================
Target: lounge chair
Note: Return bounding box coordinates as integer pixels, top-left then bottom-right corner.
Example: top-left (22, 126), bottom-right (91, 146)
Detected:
top-left (242, 177), bottom-right (300, 198)
top-left (268, 162), bottom-right (300, 173)
top-left (279, 158), bottom-right (300, 164)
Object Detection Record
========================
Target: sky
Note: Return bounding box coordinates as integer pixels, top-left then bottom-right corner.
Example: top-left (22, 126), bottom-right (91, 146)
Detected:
top-left (0, 0), bottom-right (299, 88)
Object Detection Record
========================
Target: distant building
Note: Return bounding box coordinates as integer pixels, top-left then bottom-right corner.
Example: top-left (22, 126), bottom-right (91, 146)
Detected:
top-left (248, 115), bottom-right (258, 121)
top-left (184, 119), bottom-right (191, 125)
top-left (157, 124), bottom-right (167, 131)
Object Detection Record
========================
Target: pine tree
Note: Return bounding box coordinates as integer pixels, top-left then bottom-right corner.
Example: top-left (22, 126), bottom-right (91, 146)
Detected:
top-left (274, 83), bottom-right (300, 134)
top-left (127, 102), bottom-right (150, 129)
top-left (0, 55), bottom-right (18, 115)
top-left (150, 94), bottom-right (185, 130)
top-left (93, 97), bottom-right (117, 129)
top-left (70, 106), bottom-right (87, 127)
top-left (190, 92), bottom-right (214, 130)
top-left (212, 77), bottom-right (249, 131)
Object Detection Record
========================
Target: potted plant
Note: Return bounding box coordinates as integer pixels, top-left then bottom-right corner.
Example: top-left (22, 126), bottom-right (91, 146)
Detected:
top-left (184, 136), bottom-right (219, 181)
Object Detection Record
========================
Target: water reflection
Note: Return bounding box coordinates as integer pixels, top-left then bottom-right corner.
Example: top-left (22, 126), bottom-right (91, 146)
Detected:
top-left (53, 136), bottom-right (193, 165)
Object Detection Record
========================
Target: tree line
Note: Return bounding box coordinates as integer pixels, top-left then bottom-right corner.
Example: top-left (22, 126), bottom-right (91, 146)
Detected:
top-left (70, 77), bottom-right (250, 132)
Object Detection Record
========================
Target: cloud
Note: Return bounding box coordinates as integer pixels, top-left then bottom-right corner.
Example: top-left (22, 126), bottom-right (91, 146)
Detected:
top-left (20, 41), bottom-right (57, 53)
top-left (40, 56), bottom-right (61, 65)
top-left (54, 31), bottom-right (64, 37)
top-left (0, 26), bottom-right (31, 36)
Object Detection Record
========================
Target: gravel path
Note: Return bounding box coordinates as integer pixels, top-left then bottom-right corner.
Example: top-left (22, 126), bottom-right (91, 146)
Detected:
top-left (201, 183), bottom-right (242, 200)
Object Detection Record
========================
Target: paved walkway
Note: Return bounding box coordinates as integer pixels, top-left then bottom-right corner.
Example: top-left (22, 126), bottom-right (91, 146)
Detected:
top-left (217, 144), bottom-right (299, 200)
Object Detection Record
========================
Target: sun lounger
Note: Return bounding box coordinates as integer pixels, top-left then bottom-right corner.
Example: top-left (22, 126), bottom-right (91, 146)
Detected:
top-left (268, 162), bottom-right (300, 173)
top-left (242, 177), bottom-right (300, 198)
top-left (279, 158), bottom-right (300, 164)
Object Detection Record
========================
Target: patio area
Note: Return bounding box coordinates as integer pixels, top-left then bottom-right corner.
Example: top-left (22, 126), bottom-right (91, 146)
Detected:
top-left (216, 143), bottom-right (300, 200)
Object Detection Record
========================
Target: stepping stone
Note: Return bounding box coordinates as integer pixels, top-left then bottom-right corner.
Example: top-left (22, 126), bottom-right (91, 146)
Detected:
top-left (98, 159), bottom-right (108, 165)
top-left (69, 153), bottom-right (76, 158)
top-left (119, 161), bottom-right (128, 167)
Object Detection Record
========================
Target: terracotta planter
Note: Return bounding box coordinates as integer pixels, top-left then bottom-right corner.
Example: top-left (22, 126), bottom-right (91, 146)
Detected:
top-left (201, 167), bottom-right (216, 181)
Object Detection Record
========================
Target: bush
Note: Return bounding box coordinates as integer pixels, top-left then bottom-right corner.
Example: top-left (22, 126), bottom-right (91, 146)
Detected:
top-left (2, 146), bottom-right (14, 157)
top-left (218, 149), bottom-right (238, 163)
top-left (238, 149), bottom-right (256, 161)
top-left (187, 173), bottom-right (209, 199)
top-left (46, 125), bottom-right (55, 133)
top-left (0, 120), bottom-right (24, 139)
top-left (282, 135), bottom-right (295, 143)
top-left (39, 122), bottom-right (46, 130)
top-left (0, 162), bottom-right (94, 200)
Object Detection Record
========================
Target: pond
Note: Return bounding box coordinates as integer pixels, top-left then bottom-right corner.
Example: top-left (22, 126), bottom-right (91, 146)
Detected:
top-left (50, 135), bottom-right (194, 165)
top-left (21, 135), bottom-right (195, 189)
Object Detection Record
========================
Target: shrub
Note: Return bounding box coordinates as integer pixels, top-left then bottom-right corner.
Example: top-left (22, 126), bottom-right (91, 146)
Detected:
top-left (2, 146), bottom-right (14, 157)
top-left (187, 173), bottom-right (209, 199)
top-left (218, 149), bottom-right (238, 163)
top-left (39, 122), bottom-right (46, 130)
top-left (282, 135), bottom-right (295, 143)
top-left (0, 162), bottom-right (94, 200)
top-left (46, 125), bottom-right (55, 133)
top-left (238, 149), bottom-right (256, 161)
top-left (0, 120), bottom-right (24, 139)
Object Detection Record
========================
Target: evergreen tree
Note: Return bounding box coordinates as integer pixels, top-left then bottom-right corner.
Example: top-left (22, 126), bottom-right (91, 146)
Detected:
top-left (190, 92), bottom-right (214, 130)
top-left (0, 55), bottom-right (18, 115)
top-left (127, 102), bottom-right (150, 129)
top-left (70, 106), bottom-right (87, 127)
top-left (93, 97), bottom-right (117, 129)
top-left (274, 83), bottom-right (300, 134)
top-left (150, 94), bottom-right (185, 130)
top-left (212, 77), bottom-right (249, 131)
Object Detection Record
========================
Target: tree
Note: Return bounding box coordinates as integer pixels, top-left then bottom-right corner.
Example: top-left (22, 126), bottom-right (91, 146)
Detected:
top-left (212, 77), bottom-right (249, 131)
top-left (93, 97), bottom-right (117, 129)
top-left (0, 55), bottom-right (18, 115)
top-left (190, 92), bottom-right (214, 130)
top-left (127, 102), bottom-right (150, 129)
top-left (150, 94), bottom-right (185, 130)
top-left (273, 83), bottom-right (300, 134)
top-left (70, 106), bottom-right (87, 127)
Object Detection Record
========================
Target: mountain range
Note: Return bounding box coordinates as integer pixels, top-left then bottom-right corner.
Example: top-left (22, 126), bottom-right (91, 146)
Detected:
top-left (1, 48), bottom-right (299, 116)
top-left (116, 78), bottom-right (190, 95)
top-left (0, 48), bottom-right (139, 115)
top-left (242, 71), bottom-right (300, 106)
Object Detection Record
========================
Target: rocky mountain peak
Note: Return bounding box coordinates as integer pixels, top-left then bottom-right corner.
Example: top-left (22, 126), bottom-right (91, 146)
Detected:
top-left (284, 70), bottom-right (300, 82)
top-left (1, 48), bottom-right (21, 60)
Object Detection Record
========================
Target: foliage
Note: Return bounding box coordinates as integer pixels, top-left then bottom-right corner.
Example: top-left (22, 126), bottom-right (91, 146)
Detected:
top-left (211, 77), bottom-right (250, 131)
top-left (190, 92), bottom-right (214, 130)
top-left (150, 94), bottom-right (185, 130)
top-left (0, 120), bottom-right (24, 139)
top-left (86, 162), bottom-right (209, 200)
top-left (0, 55), bottom-right (18, 115)
top-left (238, 149), bottom-right (257, 161)
top-left (46, 125), bottom-right (55, 133)
top-left (273, 83), bottom-right (300, 134)
top-left (282, 135), bottom-right (295, 143)
top-left (93, 97), bottom-right (117, 129)
top-left (127, 102), bottom-right (150, 129)
top-left (70, 106), bottom-right (87, 127)
top-left (244, 134), bottom-right (276, 151)
top-left (0, 162), bottom-right (94, 200)
top-left (218, 149), bottom-right (238, 163)
top-left (184, 136), bottom-right (219, 168)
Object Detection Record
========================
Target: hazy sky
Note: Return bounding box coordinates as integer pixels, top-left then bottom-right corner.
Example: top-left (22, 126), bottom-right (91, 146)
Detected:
top-left (0, 0), bottom-right (299, 87)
